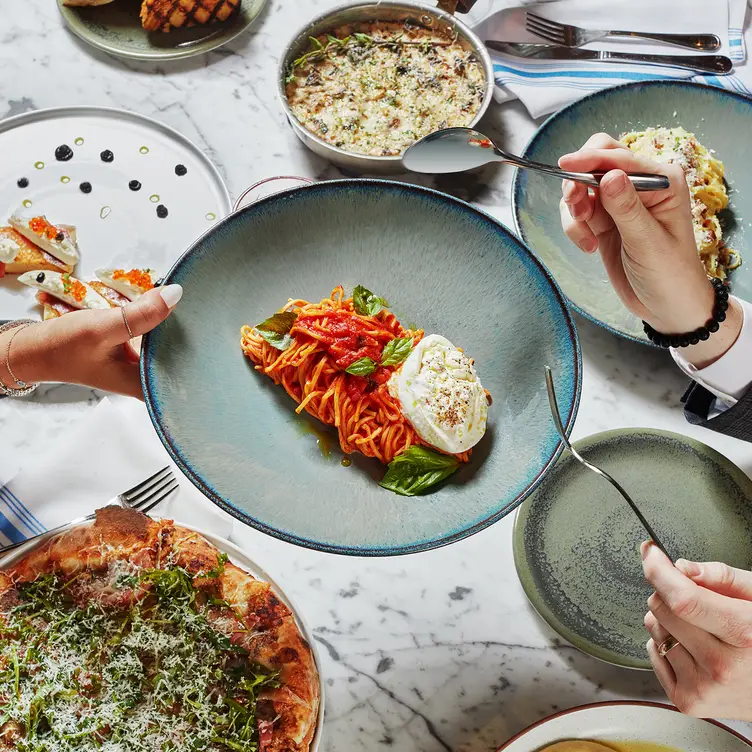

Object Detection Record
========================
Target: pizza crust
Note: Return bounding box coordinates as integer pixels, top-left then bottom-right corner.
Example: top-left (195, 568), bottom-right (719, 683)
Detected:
top-left (0, 506), bottom-right (320, 752)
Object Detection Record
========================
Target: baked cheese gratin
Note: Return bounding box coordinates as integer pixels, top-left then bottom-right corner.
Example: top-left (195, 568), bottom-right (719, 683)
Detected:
top-left (284, 20), bottom-right (485, 157)
top-left (620, 126), bottom-right (740, 281)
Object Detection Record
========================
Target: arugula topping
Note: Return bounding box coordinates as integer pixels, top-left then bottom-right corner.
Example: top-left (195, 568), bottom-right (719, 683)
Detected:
top-left (345, 357), bottom-right (378, 376)
top-left (352, 285), bottom-right (388, 317)
top-left (284, 31), bottom-right (456, 84)
top-left (255, 310), bottom-right (298, 351)
top-left (0, 562), bottom-right (280, 752)
top-left (380, 337), bottom-right (413, 367)
top-left (379, 446), bottom-right (459, 496)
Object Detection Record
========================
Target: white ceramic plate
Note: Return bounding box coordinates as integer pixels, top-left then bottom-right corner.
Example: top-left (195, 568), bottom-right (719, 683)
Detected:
top-left (498, 702), bottom-right (750, 751)
top-left (0, 106), bottom-right (231, 320)
top-left (0, 519), bottom-right (324, 752)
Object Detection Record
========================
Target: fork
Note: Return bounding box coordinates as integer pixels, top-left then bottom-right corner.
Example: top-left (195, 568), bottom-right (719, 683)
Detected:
top-left (544, 366), bottom-right (671, 559)
top-left (0, 466), bottom-right (179, 555)
top-left (526, 12), bottom-right (721, 52)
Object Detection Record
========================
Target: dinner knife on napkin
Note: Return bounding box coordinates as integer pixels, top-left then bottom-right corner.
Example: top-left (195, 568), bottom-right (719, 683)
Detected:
top-left (486, 42), bottom-right (733, 75)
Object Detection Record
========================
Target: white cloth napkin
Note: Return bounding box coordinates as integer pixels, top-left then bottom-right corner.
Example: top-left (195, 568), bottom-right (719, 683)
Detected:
top-left (474, 0), bottom-right (751, 118)
top-left (0, 398), bottom-right (234, 548)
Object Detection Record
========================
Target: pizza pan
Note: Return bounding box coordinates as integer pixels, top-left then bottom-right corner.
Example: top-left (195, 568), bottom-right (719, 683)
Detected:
top-left (0, 516), bottom-right (325, 752)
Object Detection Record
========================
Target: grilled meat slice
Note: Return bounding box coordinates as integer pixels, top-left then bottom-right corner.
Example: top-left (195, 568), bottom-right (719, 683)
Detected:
top-left (140, 0), bottom-right (240, 32)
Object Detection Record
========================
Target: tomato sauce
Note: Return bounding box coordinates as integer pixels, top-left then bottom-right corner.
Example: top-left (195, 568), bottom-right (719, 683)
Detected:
top-left (294, 310), bottom-right (390, 369)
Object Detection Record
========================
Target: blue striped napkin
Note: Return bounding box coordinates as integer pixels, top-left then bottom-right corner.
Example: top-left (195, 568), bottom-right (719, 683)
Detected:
top-left (474, 0), bottom-right (751, 118)
top-left (0, 398), bottom-right (232, 549)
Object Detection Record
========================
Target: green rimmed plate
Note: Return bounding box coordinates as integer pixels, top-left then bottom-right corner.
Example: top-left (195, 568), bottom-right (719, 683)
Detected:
top-left (513, 428), bottom-right (752, 670)
top-left (57, 0), bottom-right (267, 61)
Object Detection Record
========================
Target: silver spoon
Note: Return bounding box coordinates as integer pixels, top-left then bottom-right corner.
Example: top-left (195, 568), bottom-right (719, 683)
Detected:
top-left (403, 127), bottom-right (670, 191)
top-left (544, 366), bottom-right (671, 558)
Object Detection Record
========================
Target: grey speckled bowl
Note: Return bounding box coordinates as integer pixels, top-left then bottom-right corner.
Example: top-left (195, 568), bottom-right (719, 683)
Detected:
top-left (141, 180), bottom-right (581, 555)
top-left (514, 428), bottom-right (752, 669)
top-left (513, 80), bottom-right (752, 344)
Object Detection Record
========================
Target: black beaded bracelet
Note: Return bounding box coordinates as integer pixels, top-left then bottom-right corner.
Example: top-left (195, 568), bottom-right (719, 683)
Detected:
top-left (643, 277), bottom-right (730, 349)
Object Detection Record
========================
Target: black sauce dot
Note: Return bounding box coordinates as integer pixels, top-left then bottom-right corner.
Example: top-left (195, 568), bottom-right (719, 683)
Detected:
top-left (79, 182), bottom-right (92, 194)
top-left (17, 177), bottom-right (29, 188)
top-left (36, 272), bottom-right (45, 283)
top-left (55, 144), bottom-right (74, 162)
top-left (129, 180), bottom-right (141, 191)
top-left (174, 164), bottom-right (187, 176)
top-left (100, 150), bottom-right (114, 163)
top-left (156, 204), bottom-right (169, 219)
top-left (55, 232), bottom-right (64, 242)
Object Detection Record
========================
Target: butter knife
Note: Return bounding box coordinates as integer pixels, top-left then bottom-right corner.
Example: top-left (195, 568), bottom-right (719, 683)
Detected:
top-left (487, 42), bottom-right (732, 75)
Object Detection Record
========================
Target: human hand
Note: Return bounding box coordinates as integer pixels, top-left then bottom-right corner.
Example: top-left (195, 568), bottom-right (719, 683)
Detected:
top-left (559, 133), bottom-right (742, 368)
top-left (1, 284), bottom-right (182, 399)
top-left (642, 541), bottom-right (752, 721)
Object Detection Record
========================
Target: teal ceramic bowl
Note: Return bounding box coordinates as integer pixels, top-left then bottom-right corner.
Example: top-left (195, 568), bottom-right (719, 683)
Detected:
top-left (514, 428), bottom-right (752, 669)
top-left (513, 81), bottom-right (752, 344)
top-left (141, 180), bottom-right (581, 555)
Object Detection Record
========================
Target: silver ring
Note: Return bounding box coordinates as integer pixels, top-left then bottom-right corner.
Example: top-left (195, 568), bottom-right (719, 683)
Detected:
top-left (122, 306), bottom-right (134, 340)
top-left (658, 635), bottom-right (680, 658)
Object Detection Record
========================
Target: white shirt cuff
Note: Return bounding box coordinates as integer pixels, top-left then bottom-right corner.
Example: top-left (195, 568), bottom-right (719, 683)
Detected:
top-left (671, 296), bottom-right (752, 407)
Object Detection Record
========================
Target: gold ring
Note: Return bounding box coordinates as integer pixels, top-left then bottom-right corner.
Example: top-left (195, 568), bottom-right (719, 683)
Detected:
top-left (658, 635), bottom-right (680, 658)
top-left (122, 306), bottom-right (134, 340)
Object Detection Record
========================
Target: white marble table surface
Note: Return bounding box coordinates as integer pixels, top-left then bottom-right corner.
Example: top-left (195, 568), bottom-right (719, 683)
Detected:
top-left (2, 0), bottom-right (752, 748)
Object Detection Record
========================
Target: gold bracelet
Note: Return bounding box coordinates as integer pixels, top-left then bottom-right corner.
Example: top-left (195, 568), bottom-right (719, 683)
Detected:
top-left (0, 319), bottom-right (39, 397)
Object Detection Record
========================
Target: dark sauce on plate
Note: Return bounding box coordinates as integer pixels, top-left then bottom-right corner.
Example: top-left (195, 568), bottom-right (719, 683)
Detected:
top-left (100, 150), bottom-right (114, 163)
top-left (55, 144), bottom-right (74, 161)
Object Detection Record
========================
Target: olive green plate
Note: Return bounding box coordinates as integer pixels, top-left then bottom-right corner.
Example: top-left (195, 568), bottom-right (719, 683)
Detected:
top-left (513, 428), bottom-right (752, 670)
top-left (57, 0), bottom-right (267, 61)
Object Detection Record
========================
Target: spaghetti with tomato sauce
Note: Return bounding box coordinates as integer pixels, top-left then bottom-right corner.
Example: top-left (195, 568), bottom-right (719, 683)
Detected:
top-left (240, 286), bottom-right (486, 470)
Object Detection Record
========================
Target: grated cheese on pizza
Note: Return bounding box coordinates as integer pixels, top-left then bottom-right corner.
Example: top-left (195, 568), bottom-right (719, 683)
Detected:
top-left (0, 508), bottom-right (320, 752)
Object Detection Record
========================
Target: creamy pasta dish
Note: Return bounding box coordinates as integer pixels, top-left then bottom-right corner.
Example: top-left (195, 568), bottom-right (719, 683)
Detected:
top-left (620, 126), bottom-right (740, 281)
top-left (284, 20), bottom-right (485, 157)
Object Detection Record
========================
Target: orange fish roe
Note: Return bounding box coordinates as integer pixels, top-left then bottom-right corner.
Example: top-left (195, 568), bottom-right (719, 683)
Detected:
top-left (61, 273), bottom-right (86, 303)
top-left (29, 216), bottom-right (63, 241)
top-left (113, 268), bottom-right (154, 291)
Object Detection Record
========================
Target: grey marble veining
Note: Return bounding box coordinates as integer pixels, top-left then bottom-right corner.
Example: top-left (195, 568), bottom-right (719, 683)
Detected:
top-left (2, 0), bottom-right (752, 748)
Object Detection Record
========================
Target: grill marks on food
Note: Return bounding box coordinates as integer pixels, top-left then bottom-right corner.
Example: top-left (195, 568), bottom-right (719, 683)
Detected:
top-left (140, 0), bottom-right (239, 32)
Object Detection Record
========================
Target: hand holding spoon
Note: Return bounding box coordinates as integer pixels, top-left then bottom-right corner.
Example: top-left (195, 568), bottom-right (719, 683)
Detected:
top-left (403, 127), bottom-right (669, 191)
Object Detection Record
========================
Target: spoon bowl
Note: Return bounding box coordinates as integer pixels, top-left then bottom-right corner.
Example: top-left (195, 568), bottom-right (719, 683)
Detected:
top-left (403, 127), bottom-right (670, 191)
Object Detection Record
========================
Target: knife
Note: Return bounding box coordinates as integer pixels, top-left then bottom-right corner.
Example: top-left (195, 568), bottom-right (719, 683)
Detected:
top-left (486, 42), bottom-right (732, 75)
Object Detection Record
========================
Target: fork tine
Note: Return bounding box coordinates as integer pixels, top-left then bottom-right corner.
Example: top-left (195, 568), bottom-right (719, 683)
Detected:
top-left (121, 466), bottom-right (171, 500)
top-left (131, 479), bottom-right (180, 516)
top-left (122, 468), bottom-right (173, 505)
top-left (526, 12), bottom-right (565, 31)
top-left (126, 471), bottom-right (176, 507)
top-left (525, 19), bottom-right (566, 45)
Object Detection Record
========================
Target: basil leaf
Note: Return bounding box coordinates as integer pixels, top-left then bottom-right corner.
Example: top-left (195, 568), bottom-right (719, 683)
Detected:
top-left (345, 357), bottom-right (378, 375)
top-left (381, 337), bottom-right (413, 367)
top-left (379, 446), bottom-right (459, 496)
top-left (255, 310), bottom-right (298, 351)
top-left (353, 285), bottom-right (389, 316)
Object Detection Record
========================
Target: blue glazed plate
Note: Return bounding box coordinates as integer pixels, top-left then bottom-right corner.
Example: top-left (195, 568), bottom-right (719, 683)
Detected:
top-left (141, 180), bottom-right (581, 555)
top-left (513, 81), bottom-right (752, 344)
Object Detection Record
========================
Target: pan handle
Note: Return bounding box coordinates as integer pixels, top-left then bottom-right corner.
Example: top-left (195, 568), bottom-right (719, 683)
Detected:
top-left (233, 176), bottom-right (315, 212)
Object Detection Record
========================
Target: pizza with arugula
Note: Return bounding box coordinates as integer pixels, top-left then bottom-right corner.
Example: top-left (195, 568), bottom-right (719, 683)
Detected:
top-left (0, 507), bottom-right (320, 752)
